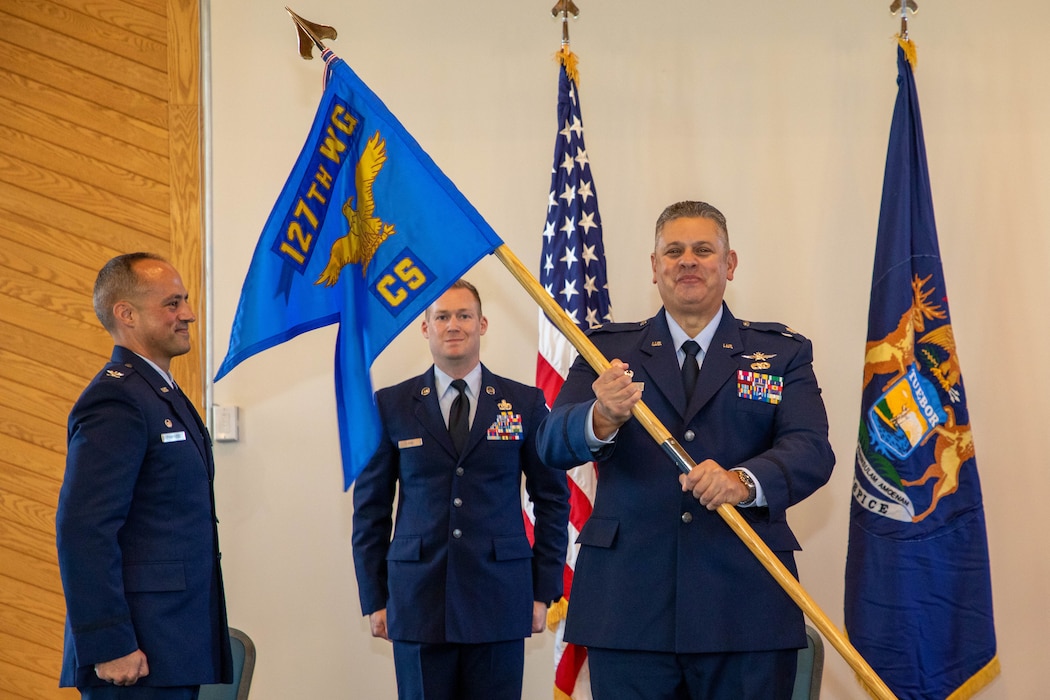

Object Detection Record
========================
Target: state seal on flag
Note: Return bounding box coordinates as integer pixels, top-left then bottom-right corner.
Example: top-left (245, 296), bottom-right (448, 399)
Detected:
top-left (867, 362), bottom-right (948, 460)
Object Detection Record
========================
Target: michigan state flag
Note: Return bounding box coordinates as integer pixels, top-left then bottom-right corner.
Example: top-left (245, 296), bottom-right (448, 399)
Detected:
top-left (215, 49), bottom-right (503, 489)
top-left (844, 44), bottom-right (998, 699)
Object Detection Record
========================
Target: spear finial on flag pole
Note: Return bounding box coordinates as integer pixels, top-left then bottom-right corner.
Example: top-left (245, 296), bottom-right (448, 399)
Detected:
top-left (551, 0), bottom-right (580, 47)
top-left (285, 7), bottom-right (337, 59)
top-left (550, 1), bottom-right (580, 83)
top-left (890, 0), bottom-right (919, 66)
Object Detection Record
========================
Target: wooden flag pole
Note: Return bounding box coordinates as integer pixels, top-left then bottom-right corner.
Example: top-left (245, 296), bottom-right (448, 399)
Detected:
top-left (493, 244), bottom-right (897, 700)
top-left (279, 8), bottom-right (896, 698)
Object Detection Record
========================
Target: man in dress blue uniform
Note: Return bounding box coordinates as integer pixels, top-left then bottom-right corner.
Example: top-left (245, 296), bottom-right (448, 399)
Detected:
top-left (56, 253), bottom-right (231, 699)
top-left (352, 280), bottom-right (570, 700)
top-left (536, 201), bottom-right (835, 700)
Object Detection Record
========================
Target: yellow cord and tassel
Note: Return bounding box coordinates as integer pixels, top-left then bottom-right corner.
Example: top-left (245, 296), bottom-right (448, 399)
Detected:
top-left (546, 596), bottom-right (569, 632)
top-left (555, 46), bottom-right (580, 84)
top-left (897, 36), bottom-right (918, 69)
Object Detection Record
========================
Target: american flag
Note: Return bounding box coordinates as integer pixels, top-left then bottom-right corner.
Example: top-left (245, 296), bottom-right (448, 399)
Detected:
top-left (530, 47), bottom-right (611, 700)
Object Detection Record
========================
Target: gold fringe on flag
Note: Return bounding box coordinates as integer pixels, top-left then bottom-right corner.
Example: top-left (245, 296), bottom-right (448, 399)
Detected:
top-left (945, 656), bottom-right (1002, 700)
top-left (897, 36), bottom-right (918, 69)
top-left (556, 46), bottom-right (580, 84)
top-left (546, 596), bottom-right (569, 632)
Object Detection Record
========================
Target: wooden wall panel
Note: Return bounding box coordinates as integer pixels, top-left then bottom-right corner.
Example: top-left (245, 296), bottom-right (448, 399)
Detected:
top-left (0, 0), bottom-right (203, 696)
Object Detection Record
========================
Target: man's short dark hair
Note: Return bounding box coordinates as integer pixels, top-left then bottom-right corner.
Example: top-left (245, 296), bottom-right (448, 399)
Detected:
top-left (654, 201), bottom-right (730, 250)
top-left (93, 252), bottom-right (166, 332)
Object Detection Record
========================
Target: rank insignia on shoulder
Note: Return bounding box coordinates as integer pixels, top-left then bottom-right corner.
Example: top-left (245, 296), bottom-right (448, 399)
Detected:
top-left (497, 399), bottom-right (512, 411)
top-left (737, 370), bottom-right (783, 405)
top-left (105, 369), bottom-right (124, 379)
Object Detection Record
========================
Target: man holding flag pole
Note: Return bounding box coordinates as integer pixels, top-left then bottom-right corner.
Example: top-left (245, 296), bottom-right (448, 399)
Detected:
top-left (535, 199), bottom-right (836, 699)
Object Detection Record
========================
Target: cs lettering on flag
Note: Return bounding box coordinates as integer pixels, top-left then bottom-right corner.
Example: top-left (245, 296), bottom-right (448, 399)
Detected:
top-left (371, 250), bottom-right (433, 314)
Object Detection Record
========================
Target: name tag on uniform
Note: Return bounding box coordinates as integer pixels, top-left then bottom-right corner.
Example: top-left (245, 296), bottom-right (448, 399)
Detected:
top-left (398, 438), bottom-right (423, 449)
top-left (161, 431), bottom-right (187, 443)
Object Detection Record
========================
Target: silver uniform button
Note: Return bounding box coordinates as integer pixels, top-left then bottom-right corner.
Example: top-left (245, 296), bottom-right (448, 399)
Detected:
top-left (453, 498), bottom-right (463, 507)
top-left (681, 512), bottom-right (693, 523)
top-left (683, 430), bottom-right (696, 441)
top-left (455, 467), bottom-right (465, 476)
top-left (452, 529), bottom-right (463, 538)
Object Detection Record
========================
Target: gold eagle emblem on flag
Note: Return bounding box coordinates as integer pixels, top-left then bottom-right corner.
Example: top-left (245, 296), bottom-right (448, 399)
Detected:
top-left (316, 131), bottom-right (396, 286)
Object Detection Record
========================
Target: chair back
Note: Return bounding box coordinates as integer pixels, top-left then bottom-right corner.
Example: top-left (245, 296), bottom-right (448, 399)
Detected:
top-left (199, 628), bottom-right (256, 700)
top-left (791, 624), bottom-right (824, 700)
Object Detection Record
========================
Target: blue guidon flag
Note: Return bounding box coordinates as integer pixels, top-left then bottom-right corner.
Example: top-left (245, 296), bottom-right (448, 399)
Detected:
top-left (215, 49), bottom-right (503, 489)
top-left (844, 43), bottom-right (998, 699)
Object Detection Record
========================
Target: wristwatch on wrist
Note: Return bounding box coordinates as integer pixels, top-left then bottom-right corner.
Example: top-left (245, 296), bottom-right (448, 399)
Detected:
top-left (734, 469), bottom-right (757, 506)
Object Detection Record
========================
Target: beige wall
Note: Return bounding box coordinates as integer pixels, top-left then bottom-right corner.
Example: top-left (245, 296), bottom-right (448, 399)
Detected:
top-left (208, 1), bottom-right (1050, 697)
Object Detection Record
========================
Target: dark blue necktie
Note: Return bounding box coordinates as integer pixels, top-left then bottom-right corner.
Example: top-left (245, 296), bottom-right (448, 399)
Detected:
top-left (681, 340), bottom-right (701, 402)
top-left (448, 379), bottom-right (469, 454)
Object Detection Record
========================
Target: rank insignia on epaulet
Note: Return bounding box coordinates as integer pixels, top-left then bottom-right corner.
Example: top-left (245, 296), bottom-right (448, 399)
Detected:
top-left (741, 319), bottom-right (803, 340)
top-left (105, 369), bottom-right (124, 379)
